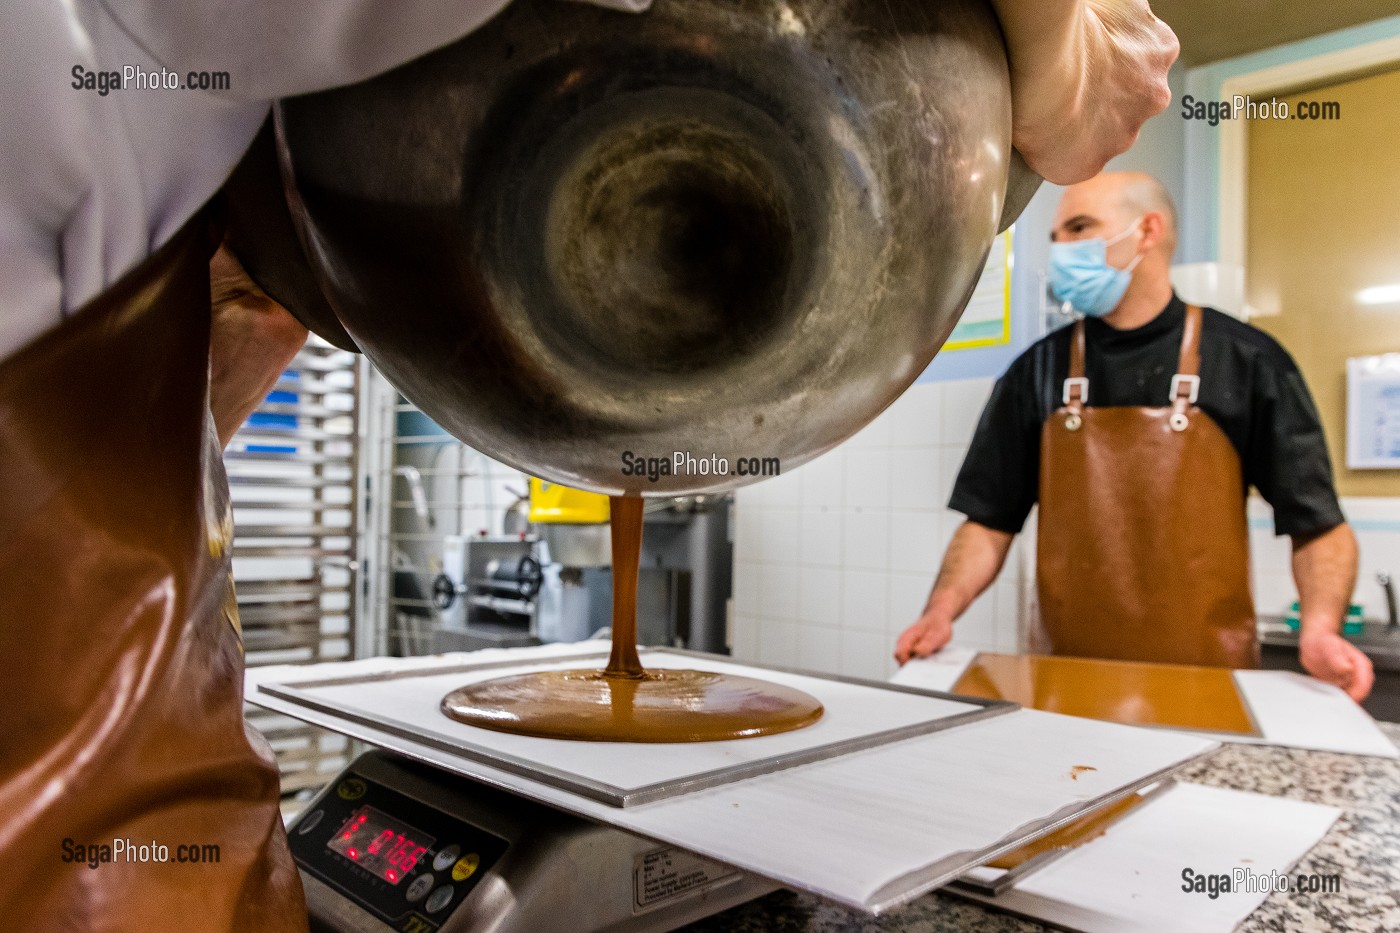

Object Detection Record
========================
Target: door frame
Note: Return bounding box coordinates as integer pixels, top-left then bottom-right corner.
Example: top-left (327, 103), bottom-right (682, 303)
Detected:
top-left (1218, 34), bottom-right (1400, 292)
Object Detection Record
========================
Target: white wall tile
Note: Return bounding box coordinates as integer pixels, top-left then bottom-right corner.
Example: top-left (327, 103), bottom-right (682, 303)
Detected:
top-left (1250, 528), bottom-right (1292, 577)
top-left (757, 564), bottom-right (801, 621)
top-left (753, 508), bottom-right (801, 565)
top-left (888, 572), bottom-right (931, 634)
top-left (1341, 497), bottom-right (1400, 523)
top-left (937, 449), bottom-right (966, 510)
top-left (889, 511), bottom-right (943, 576)
top-left (731, 613), bottom-right (760, 662)
top-left (739, 467), bottom-right (802, 508)
top-left (796, 624), bottom-right (842, 675)
top-left (798, 452), bottom-right (844, 509)
top-left (844, 450), bottom-right (891, 509)
top-left (840, 629), bottom-right (896, 681)
top-left (798, 566), bottom-right (843, 627)
top-left (842, 509), bottom-right (891, 570)
top-left (884, 383), bottom-right (942, 447)
top-left (732, 560), bottom-right (761, 615)
top-left (940, 378), bottom-right (994, 448)
top-left (846, 407), bottom-right (894, 448)
top-left (888, 446), bottom-right (943, 512)
top-left (1247, 495), bottom-right (1400, 624)
top-left (730, 374), bottom-right (1022, 680)
top-left (733, 505), bottom-right (761, 563)
top-left (951, 593), bottom-right (998, 652)
top-left (992, 581), bottom-right (1021, 652)
top-left (935, 510), bottom-right (960, 559)
top-left (798, 510), bottom-right (843, 567)
top-left (841, 569), bottom-right (889, 633)
top-left (758, 619), bottom-right (798, 667)
top-left (1253, 571), bottom-right (1296, 618)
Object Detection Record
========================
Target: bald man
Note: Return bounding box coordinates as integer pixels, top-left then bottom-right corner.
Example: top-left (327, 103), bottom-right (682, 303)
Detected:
top-left (895, 171), bottom-right (1374, 702)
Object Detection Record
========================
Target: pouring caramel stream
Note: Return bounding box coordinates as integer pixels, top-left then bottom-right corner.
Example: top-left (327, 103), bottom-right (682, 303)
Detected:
top-left (604, 495), bottom-right (646, 678)
top-left (440, 493), bottom-right (823, 742)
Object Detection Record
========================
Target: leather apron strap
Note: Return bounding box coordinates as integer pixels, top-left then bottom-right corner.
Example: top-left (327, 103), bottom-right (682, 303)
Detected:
top-left (1034, 305), bottom-right (1259, 669)
top-left (0, 209), bottom-right (308, 931)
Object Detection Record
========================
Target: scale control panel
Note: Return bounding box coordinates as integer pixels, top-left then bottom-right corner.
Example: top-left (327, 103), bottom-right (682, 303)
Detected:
top-left (288, 766), bottom-right (508, 932)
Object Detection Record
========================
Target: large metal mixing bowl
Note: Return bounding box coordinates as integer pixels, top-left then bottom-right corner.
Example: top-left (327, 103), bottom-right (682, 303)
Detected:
top-left (276, 0), bottom-right (1026, 495)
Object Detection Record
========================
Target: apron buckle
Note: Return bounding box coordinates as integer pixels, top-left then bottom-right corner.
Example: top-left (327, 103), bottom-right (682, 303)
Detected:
top-left (1170, 374), bottom-right (1200, 404)
top-left (1062, 376), bottom-right (1089, 406)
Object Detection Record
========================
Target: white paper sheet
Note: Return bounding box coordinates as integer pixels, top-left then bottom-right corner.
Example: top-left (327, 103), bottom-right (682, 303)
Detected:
top-left (248, 649), bottom-right (1218, 912)
top-left (957, 782), bottom-right (1341, 933)
top-left (1230, 670), bottom-right (1398, 758)
top-left (889, 646), bottom-right (979, 693)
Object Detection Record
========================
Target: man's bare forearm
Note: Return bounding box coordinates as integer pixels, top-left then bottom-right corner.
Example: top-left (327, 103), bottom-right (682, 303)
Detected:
top-left (1293, 523), bottom-right (1358, 636)
top-left (1291, 522), bottom-right (1373, 701)
top-left (895, 519), bottom-right (1014, 662)
top-left (923, 520), bottom-right (1016, 620)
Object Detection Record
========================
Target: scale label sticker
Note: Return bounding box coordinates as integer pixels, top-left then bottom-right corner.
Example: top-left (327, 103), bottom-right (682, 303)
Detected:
top-left (633, 846), bottom-right (739, 913)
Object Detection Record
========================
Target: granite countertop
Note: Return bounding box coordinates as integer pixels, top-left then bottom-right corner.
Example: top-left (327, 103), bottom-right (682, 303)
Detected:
top-left (680, 723), bottom-right (1400, 933)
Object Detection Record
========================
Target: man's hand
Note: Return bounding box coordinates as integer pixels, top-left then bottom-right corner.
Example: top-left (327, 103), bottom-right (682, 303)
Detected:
top-left (1299, 630), bottom-right (1375, 703)
top-left (209, 243), bottom-right (309, 448)
top-left (992, 0), bottom-right (1179, 185)
top-left (894, 609), bottom-right (954, 665)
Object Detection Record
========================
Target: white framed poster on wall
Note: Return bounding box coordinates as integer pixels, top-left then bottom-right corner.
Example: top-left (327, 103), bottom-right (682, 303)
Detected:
top-left (944, 228), bottom-right (1012, 351)
top-left (1346, 354), bottom-right (1400, 469)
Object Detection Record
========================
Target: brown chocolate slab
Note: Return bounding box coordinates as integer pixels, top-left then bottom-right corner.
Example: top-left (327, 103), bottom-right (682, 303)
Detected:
top-left (952, 653), bottom-right (1258, 736)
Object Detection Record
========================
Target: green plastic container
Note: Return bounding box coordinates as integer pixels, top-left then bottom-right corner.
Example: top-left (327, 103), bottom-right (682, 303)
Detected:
top-left (1283, 601), bottom-right (1364, 635)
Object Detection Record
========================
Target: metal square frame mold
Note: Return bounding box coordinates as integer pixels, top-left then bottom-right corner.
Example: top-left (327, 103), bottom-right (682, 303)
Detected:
top-left (256, 648), bottom-right (1018, 807)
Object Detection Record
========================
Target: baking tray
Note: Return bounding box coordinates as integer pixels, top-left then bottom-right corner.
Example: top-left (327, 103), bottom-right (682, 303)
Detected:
top-left (258, 647), bottom-right (1015, 806)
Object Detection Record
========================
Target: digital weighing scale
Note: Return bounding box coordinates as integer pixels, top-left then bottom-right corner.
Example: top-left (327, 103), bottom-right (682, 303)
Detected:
top-left (290, 750), bottom-right (777, 932)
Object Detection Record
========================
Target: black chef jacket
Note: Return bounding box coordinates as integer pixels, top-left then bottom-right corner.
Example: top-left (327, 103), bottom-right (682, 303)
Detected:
top-left (949, 294), bottom-right (1345, 538)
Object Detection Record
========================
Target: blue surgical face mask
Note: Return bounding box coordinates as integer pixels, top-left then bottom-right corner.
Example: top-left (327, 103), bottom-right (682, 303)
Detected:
top-left (1048, 217), bottom-right (1145, 317)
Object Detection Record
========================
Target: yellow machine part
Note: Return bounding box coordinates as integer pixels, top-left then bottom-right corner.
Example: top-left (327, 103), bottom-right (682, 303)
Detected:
top-left (528, 478), bottom-right (610, 524)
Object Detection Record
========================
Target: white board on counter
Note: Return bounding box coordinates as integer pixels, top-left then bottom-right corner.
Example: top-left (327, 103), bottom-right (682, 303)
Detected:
top-left (956, 782), bottom-right (1341, 933)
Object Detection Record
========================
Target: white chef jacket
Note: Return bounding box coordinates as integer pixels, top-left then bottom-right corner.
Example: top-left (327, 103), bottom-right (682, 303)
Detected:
top-left (0, 0), bottom-right (648, 363)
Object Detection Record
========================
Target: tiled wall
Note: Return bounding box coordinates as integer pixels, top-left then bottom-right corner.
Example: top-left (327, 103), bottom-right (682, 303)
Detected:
top-left (1251, 496), bottom-right (1400, 624)
top-left (730, 377), bottom-right (1027, 680)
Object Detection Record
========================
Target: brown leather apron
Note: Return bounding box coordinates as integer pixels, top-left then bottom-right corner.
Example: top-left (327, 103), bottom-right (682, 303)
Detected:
top-left (1033, 305), bottom-right (1259, 669)
top-left (0, 209), bottom-right (308, 930)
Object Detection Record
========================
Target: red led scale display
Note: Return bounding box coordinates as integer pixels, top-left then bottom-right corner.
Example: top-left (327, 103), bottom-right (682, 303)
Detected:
top-left (326, 804), bottom-right (435, 885)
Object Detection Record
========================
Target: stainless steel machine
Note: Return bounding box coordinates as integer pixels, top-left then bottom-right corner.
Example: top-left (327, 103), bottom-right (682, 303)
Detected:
top-left (290, 750), bottom-right (776, 933)
top-left (533, 497), bottom-right (732, 652)
top-left (430, 535), bottom-right (542, 651)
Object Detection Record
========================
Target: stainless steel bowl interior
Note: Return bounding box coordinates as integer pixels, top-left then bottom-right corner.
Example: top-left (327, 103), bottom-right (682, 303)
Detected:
top-left (278, 0), bottom-right (1016, 494)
